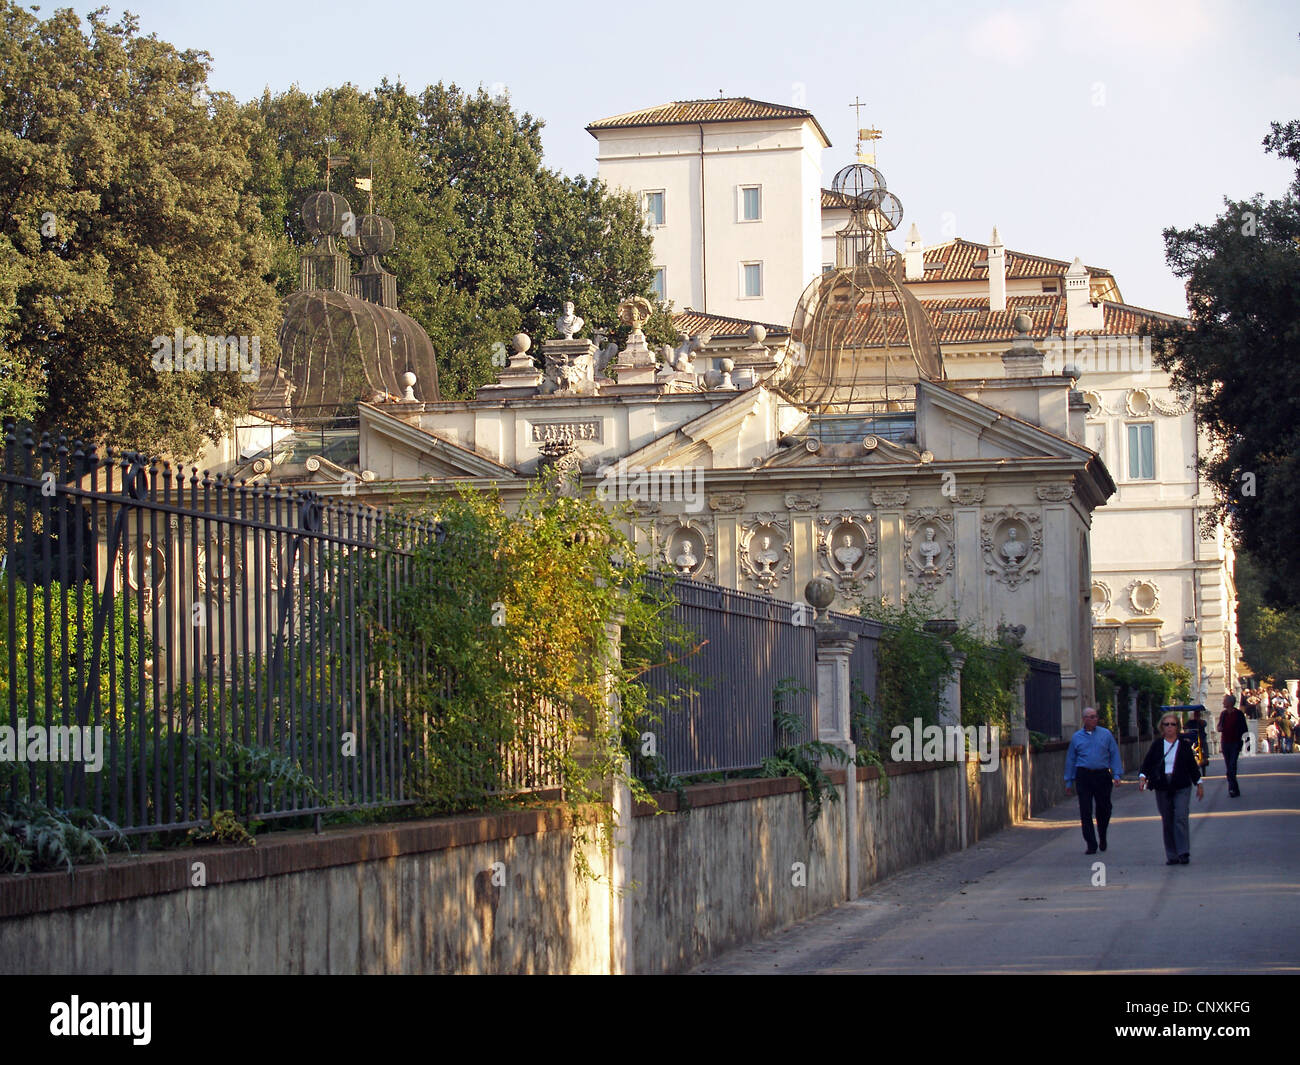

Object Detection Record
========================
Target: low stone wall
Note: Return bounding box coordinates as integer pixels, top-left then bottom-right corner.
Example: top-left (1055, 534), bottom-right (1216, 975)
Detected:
top-left (0, 746), bottom-right (1082, 974)
top-left (1030, 736), bottom-right (1146, 816)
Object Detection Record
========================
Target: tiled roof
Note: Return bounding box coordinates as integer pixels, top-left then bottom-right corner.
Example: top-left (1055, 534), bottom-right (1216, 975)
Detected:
top-left (920, 296), bottom-right (1068, 344)
top-left (1095, 301), bottom-right (1186, 335)
top-left (919, 238), bottom-right (1113, 282)
top-left (588, 98), bottom-right (831, 145)
top-left (672, 309), bottom-right (790, 339)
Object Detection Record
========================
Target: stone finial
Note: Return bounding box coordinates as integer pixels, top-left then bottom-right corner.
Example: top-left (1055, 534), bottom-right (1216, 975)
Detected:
top-left (507, 332), bottom-right (535, 371)
top-left (617, 296), bottom-right (651, 336)
top-left (746, 323), bottom-right (766, 345)
top-left (401, 371), bottom-right (417, 401)
top-left (716, 358), bottom-right (736, 390)
top-left (556, 301), bottom-right (583, 339)
top-left (804, 576), bottom-right (836, 623)
top-left (1001, 311), bottom-right (1044, 377)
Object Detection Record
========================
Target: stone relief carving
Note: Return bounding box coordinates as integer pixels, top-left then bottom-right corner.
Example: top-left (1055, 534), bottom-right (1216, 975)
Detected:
top-left (903, 508), bottom-right (954, 591)
top-left (954, 486), bottom-right (985, 506)
top-left (654, 515), bottom-right (714, 583)
top-left (1090, 580), bottom-right (1112, 620)
top-left (708, 492), bottom-right (746, 512)
top-left (739, 513), bottom-right (792, 593)
top-left (1151, 389), bottom-right (1193, 417)
top-left (817, 511), bottom-right (877, 588)
top-left (1035, 483), bottom-right (1074, 502)
top-left (1081, 390), bottom-right (1109, 418)
top-left (784, 492), bottom-right (821, 512)
top-left (871, 488), bottom-right (910, 508)
top-left (1125, 388), bottom-right (1153, 417)
top-left (196, 540), bottom-right (244, 601)
top-left (981, 508), bottom-right (1042, 591)
top-left (1127, 579), bottom-right (1160, 615)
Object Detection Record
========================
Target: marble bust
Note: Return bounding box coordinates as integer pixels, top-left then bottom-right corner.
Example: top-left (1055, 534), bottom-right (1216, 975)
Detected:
top-left (833, 532), bottom-right (862, 573)
top-left (754, 533), bottom-right (780, 575)
top-left (918, 526), bottom-right (942, 570)
top-left (674, 537), bottom-right (698, 573)
top-left (1000, 527), bottom-right (1027, 565)
top-left (556, 301), bottom-right (583, 339)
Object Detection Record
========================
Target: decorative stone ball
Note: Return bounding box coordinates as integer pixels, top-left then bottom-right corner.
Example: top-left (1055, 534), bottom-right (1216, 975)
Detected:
top-left (719, 358), bottom-right (735, 373)
top-left (511, 333), bottom-right (531, 354)
top-left (747, 323), bottom-right (767, 344)
top-left (401, 371), bottom-right (417, 389)
top-left (1012, 311), bottom-right (1033, 335)
top-left (804, 577), bottom-right (836, 613)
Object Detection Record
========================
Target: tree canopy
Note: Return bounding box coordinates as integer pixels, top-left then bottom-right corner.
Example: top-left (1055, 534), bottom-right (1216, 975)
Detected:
top-left (1, 5), bottom-right (675, 455)
top-left (1235, 550), bottom-right (1300, 684)
top-left (1155, 119), bottom-right (1300, 610)
top-left (0, 4), bottom-right (280, 457)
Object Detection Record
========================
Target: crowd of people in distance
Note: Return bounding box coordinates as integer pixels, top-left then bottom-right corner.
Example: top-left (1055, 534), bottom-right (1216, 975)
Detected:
top-left (1240, 685), bottom-right (1297, 754)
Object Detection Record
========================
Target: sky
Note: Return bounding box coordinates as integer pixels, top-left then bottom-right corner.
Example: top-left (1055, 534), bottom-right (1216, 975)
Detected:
top-left (68, 0), bottom-right (1300, 316)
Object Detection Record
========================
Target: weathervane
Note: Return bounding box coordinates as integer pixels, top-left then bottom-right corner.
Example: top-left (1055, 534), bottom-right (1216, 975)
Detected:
top-left (848, 96), bottom-right (883, 165)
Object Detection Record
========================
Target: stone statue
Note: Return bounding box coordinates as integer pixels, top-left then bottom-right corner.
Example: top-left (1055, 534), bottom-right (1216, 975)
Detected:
top-left (1000, 527), bottom-right (1027, 565)
top-left (918, 526), bottom-right (942, 570)
top-left (674, 537), bottom-right (699, 574)
top-left (556, 301), bottom-right (583, 339)
top-left (754, 533), bottom-right (780, 575)
top-left (833, 532), bottom-right (862, 573)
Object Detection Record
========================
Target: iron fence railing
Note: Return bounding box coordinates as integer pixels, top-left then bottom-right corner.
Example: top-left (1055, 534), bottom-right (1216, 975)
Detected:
top-left (1024, 656), bottom-right (1063, 738)
top-left (639, 574), bottom-right (820, 777)
top-left (0, 423), bottom-right (564, 835)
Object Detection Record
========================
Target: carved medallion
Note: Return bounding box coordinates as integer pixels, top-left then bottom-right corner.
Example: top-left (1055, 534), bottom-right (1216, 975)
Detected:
top-left (1127, 579), bottom-right (1159, 615)
top-left (784, 492), bottom-right (821, 512)
top-left (655, 515), bottom-right (715, 583)
top-left (954, 486), bottom-right (985, 506)
top-left (1035, 483), bottom-right (1074, 502)
top-left (739, 513), bottom-right (792, 593)
top-left (903, 508), bottom-right (954, 591)
top-left (981, 508), bottom-right (1042, 591)
top-left (817, 511), bottom-right (877, 589)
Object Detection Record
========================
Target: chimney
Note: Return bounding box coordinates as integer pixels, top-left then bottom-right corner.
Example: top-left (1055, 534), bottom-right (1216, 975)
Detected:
top-left (905, 223), bottom-right (924, 281)
top-left (1065, 256), bottom-right (1105, 332)
top-left (988, 226), bottom-right (1006, 312)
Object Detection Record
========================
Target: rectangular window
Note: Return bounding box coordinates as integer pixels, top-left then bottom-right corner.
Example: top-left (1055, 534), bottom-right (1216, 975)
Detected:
top-left (1127, 423), bottom-right (1155, 479)
top-left (742, 262), bottom-right (763, 298)
top-left (822, 263), bottom-right (834, 274)
top-left (740, 185), bottom-right (762, 221)
top-left (652, 267), bottom-right (666, 301)
top-left (643, 190), bottom-right (665, 227)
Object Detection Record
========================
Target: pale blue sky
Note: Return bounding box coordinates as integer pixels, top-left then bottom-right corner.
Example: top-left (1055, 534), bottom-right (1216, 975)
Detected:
top-left (68, 0), bottom-right (1300, 315)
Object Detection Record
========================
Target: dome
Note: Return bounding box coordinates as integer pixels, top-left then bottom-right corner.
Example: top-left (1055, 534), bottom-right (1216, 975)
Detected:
top-left (781, 264), bottom-right (943, 412)
top-left (274, 288), bottom-right (440, 410)
top-left (780, 162), bottom-right (943, 412)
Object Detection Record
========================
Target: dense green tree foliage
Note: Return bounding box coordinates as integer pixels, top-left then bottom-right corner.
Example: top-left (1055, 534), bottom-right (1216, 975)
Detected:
top-left (0, 4), bottom-right (281, 456)
top-left (1235, 551), bottom-right (1300, 684)
top-left (1, 5), bottom-right (673, 453)
top-left (1156, 120), bottom-right (1300, 609)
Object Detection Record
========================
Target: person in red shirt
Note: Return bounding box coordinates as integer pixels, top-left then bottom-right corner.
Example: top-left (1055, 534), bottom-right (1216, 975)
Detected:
top-left (1217, 693), bottom-right (1249, 797)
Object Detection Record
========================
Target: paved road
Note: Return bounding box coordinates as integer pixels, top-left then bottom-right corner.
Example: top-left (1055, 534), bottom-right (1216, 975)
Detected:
top-left (695, 753), bottom-right (1300, 974)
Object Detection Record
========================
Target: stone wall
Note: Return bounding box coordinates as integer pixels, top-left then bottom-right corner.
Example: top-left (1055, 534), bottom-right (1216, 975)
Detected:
top-left (1, 748), bottom-right (1082, 975)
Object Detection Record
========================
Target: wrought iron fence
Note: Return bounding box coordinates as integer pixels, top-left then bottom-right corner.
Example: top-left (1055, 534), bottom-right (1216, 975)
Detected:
top-left (638, 574), bottom-right (819, 777)
top-left (0, 423), bottom-right (568, 835)
top-left (1024, 656), bottom-right (1063, 738)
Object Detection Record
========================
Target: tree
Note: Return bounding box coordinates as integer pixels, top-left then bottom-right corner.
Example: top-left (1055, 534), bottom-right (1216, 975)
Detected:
top-left (1235, 550), bottom-right (1300, 683)
top-left (248, 82), bottom-right (675, 399)
top-left (0, 4), bottom-right (281, 457)
top-left (1155, 119), bottom-right (1300, 609)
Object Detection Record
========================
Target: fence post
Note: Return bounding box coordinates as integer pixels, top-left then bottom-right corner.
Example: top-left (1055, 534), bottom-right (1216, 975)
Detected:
top-left (603, 609), bottom-right (632, 976)
top-left (814, 624), bottom-right (858, 902)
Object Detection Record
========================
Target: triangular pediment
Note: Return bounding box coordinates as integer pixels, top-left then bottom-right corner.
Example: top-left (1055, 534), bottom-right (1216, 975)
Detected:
top-left (917, 381), bottom-right (1093, 463)
top-left (361, 403), bottom-right (517, 478)
top-left (619, 386), bottom-right (775, 470)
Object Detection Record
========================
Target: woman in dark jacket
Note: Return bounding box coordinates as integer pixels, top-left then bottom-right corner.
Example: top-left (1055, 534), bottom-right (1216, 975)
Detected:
top-left (1139, 714), bottom-right (1204, 865)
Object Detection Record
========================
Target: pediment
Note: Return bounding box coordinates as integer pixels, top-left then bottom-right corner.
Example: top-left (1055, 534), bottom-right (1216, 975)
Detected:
top-left (917, 382), bottom-right (1093, 463)
top-left (361, 403), bottom-right (516, 478)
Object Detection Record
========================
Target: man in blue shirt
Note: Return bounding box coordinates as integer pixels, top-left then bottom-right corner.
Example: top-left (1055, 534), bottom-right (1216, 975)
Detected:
top-left (1064, 706), bottom-right (1124, 854)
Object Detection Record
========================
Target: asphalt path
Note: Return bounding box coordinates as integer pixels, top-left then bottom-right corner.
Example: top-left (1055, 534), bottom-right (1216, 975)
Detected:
top-left (694, 752), bottom-right (1300, 974)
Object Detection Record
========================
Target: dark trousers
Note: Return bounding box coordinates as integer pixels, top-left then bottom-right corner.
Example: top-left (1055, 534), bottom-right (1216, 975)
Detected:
top-left (1155, 786), bottom-right (1192, 860)
top-left (1075, 768), bottom-right (1113, 847)
top-left (1222, 741), bottom-right (1242, 794)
